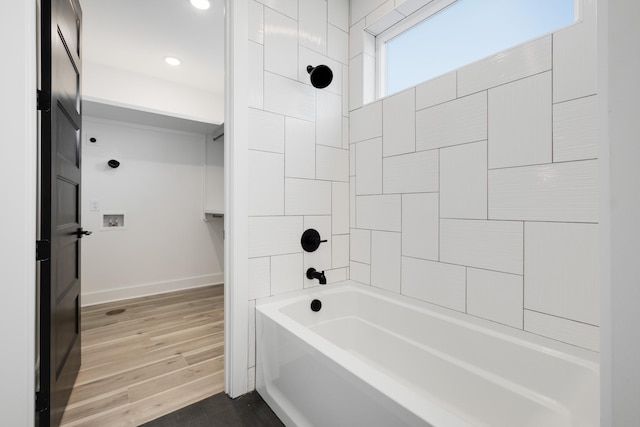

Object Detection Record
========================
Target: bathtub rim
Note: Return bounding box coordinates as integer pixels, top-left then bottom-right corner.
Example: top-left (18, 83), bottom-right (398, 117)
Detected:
top-left (256, 280), bottom-right (599, 368)
top-left (256, 280), bottom-right (599, 426)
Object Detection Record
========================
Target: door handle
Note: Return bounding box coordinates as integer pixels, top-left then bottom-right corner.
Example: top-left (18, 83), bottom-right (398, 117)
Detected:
top-left (76, 228), bottom-right (93, 238)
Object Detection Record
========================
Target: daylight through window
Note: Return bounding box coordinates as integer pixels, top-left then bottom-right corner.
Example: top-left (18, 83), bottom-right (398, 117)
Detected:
top-left (379, 0), bottom-right (575, 96)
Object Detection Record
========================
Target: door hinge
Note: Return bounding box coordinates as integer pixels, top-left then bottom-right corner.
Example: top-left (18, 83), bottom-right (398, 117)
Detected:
top-left (35, 391), bottom-right (48, 414)
top-left (36, 240), bottom-right (50, 262)
top-left (37, 89), bottom-right (51, 112)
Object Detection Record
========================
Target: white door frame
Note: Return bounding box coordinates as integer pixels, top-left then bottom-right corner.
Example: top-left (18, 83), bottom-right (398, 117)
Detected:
top-left (223, 0), bottom-right (250, 398)
top-left (0, 0), bottom-right (37, 423)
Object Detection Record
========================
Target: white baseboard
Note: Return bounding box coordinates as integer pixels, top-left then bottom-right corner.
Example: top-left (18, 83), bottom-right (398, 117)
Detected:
top-left (81, 273), bottom-right (224, 307)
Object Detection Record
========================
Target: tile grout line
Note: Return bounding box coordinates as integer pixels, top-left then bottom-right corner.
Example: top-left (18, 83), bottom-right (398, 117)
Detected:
top-left (522, 221), bottom-right (526, 330)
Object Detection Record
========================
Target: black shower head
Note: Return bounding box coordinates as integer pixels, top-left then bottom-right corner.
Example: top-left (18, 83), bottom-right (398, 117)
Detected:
top-left (307, 64), bottom-right (333, 89)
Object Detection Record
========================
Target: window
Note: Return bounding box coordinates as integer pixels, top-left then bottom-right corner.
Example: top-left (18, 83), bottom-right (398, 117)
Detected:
top-left (377, 0), bottom-right (575, 97)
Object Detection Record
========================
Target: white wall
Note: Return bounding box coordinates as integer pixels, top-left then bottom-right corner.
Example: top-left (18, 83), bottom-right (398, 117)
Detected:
top-left (349, 0), bottom-right (599, 351)
top-left (243, 0), bottom-right (350, 390)
top-left (205, 137), bottom-right (225, 213)
top-left (84, 62), bottom-right (224, 124)
top-left (599, 1), bottom-right (640, 424)
top-left (81, 117), bottom-right (224, 305)
top-left (0, 0), bottom-right (36, 424)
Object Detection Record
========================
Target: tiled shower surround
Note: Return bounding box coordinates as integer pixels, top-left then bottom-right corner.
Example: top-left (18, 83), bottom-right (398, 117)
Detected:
top-left (349, 0), bottom-right (598, 351)
top-left (246, 0), bottom-right (351, 389)
top-left (246, 0), bottom-right (598, 391)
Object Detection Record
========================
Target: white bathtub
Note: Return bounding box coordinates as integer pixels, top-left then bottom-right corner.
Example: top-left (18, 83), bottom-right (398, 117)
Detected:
top-left (256, 281), bottom-right (599, 427)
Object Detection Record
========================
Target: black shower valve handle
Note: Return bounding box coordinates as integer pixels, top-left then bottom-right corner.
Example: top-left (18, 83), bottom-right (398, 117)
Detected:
top-left (301, 228), bottom-right (327, 252)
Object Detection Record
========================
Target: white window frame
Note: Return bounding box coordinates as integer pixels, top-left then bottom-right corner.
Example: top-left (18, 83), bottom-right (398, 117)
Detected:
top-left (375, 0), bottom-right (580, 99)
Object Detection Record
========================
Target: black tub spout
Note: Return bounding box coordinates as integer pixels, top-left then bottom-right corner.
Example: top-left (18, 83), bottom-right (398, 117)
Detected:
top-left (306, 268), bottom-right (327, 285)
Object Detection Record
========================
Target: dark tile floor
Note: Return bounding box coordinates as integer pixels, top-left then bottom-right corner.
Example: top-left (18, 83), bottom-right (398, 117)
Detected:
top-left (139, 391), bottom-right (285, 427)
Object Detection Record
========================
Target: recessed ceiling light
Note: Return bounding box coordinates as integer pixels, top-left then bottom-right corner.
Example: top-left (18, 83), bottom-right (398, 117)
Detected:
top-left (190, 0), bottom-right (210, 10)
top-left (164, 56), bottom-right (181, 66)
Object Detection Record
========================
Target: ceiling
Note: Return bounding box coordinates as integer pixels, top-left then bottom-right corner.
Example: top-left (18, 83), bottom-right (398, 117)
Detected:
top-left (79, 0), bottom-right (225, 97)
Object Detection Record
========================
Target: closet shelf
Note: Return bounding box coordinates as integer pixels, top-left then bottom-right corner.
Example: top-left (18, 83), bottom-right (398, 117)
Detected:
top-left (204, 210), bottom-right (224, 218)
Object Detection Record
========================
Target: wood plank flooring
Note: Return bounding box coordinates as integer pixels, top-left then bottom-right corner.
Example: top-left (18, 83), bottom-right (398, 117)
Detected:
top-left (60, 285), bottom-right (224, 427)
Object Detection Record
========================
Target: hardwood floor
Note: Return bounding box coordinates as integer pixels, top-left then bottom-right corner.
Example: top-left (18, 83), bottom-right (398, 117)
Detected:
top-left (60, 285), bottom-right (224, 427)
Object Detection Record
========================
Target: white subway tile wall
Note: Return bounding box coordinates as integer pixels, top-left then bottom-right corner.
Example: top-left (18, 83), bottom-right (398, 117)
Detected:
top-left (264, 8), bottom-right (298, 79)
top-left (248, 150), bottom-right (284, 216)
top-left (552, 5), bottom-right (597, 103)
top-left (401, 257), bottom-right (466, 312)
top-left (488, 71), bottom-right (552, 169)
top-left (440, 141), bottom-right (487, 219)
top-left (415, 91), bottom-right (488, 151)
top-left (402, 193), bottom-right (438, 261)
top-left (349, 0), bottom-right (598, 351)
top-left (356, 194), bottom-right (401, 232)
top-left (524, 222), bottom-right (599, 325)
top-left (350, 227), bottom-right (371, 264)
top-left (316, 91), bottom-right (343, 148)
top-left (488, 160), bottom-right (598, 223)
top-left (349, 55), bottom-right (364, 110)
top-left (284, 117), bottom-right (316, 179)
top-left (246, 3), bottom-right (351, 391)
top-left (325, 267), bottom-right (349, 284)
top-left (285, 178), bottom-right (331, 215)
top-left (467, 268), bottom-right (524, 328)
top-left (248, 257), bottom-right (270, 300)
top-left (350, 0), bottom-right (387, 25)
top-left (299, 0), bottom-right (328, 54)
top-left (553, 95), bottom-right (598, 162)
top-left (370, 231), bottom-right (401, 293)
top-left (363, 46), bottom-right (377, 105)
top-left (524, 310), bottom-right (599, 352)
top-left (332, 181), bottom-right (350, 234)
top-left (332, 234), bottom-right (350, 268)
top-left (350, 100), bottom-right (382, 142)
top-left (364, 1), bottom-right (396, 28)
top-left (395, 0), bottom-right (437, 17)
top-left (383, 149), bottom-right (438, 194)
top-left (316, 145), bottom-right (349, 181)
top-left (415, 71), bottom-right (456, 110)
top-left (264, 71), bottom-right (316, 121)
top-left (350, 260), bottom-right (371, 284)
top-left (457, 36), bottom-right (552, 97)
top-left (248, 41), bottom-right (264, 109)
top-left (440, 219), bottom-right (524, 275)
top-left (249, 1), bottom-right (264, 44)
top-left (366, 7), bottom-right (404, 35)
top-left (248, 216), bottom-right (303, 258)
top-left (256, 0), bottom-right (298, 20)
top-left (355, 137), bottom-right (382, 195)
top-left (328, 0), bottom-right (349, 32)
top-left (349, 178), bottom-right (356, 228)
top-left (382, 88), bottom-right (416, 157)
top-left (271, 253), bottom-right (304, 294)
top-left (248, 108), bottom-right (285, 153)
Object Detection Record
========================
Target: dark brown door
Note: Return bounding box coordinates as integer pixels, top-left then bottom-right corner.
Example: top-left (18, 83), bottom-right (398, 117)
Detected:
top-left (39, 0), bottom-right (84, 425)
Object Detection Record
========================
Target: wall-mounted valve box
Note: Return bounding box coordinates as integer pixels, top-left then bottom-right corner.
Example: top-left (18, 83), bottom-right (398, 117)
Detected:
top-left (101, 212), bottom-right (126, 230)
